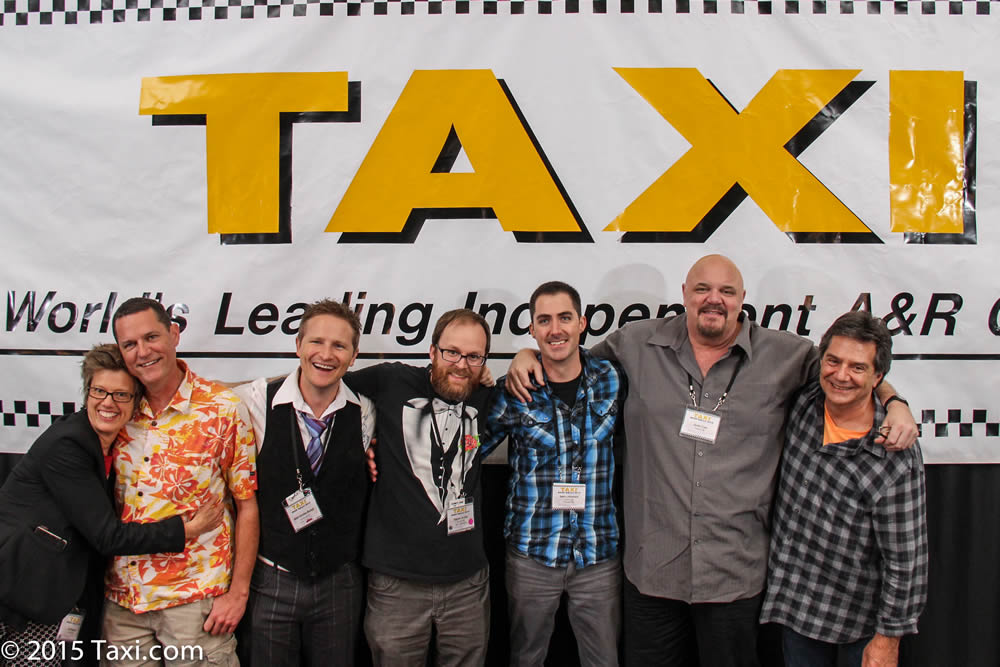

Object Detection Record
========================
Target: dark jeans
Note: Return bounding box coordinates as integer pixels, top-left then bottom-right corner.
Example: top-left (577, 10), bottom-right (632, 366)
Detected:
top-left (780, 626), bottom-right (869, 667)
top-left (623, 577), bottom-right (762, 667)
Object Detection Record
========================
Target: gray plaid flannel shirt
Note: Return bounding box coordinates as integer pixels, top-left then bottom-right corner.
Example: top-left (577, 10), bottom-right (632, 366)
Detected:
top-left (760, 380), bottom-right (928, 642)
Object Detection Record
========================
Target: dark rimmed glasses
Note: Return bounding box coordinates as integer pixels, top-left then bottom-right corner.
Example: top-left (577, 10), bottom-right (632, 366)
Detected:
top-left (436, 347), bottom-right (487, 367)
top-left (88, 386), bottom-right (135, 403)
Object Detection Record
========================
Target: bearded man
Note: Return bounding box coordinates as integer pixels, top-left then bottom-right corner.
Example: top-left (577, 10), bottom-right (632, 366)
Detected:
top-left (505, 255), bottom-right (919, 667)
top-left (343, 308), bottom-right (499, 667)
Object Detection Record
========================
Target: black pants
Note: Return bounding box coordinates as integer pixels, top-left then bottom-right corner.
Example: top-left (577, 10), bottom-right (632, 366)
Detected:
top-left (623, 577), bottom-right (763, 667)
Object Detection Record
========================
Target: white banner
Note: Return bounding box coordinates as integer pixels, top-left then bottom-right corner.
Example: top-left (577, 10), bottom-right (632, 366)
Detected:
top-left (1, 1), bottom-right (997, 461)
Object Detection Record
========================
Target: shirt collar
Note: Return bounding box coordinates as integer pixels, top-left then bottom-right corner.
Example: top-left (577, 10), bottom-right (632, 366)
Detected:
top-left (271, 367), bottom-right (362, 420)
top-left (646, 312), bottom-right (753, 362)
top-left (814, 387), bottom-right (888, 458)
top-left (138, 359), bottom-right (193, 419)
top-left (532, 346), bottom-right (608, 400)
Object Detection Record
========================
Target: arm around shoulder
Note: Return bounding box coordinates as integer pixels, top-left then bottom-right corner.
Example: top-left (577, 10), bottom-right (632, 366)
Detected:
top-left (505, 349), bottom-right (543, 403)
top-left (343, 363), bottom-right (387, 399)
top-left (875, 380), bottom-right (918, 450)
top-left (40, 430), bottom-right (187, 556)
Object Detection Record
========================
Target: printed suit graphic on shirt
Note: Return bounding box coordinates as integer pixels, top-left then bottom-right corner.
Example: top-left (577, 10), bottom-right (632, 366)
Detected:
top-left (402, 398), bottom-right (479, 523)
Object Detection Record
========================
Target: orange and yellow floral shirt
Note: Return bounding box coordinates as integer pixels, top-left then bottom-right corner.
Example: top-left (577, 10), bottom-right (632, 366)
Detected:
top-left (105, 361), bottom-right (257, 613)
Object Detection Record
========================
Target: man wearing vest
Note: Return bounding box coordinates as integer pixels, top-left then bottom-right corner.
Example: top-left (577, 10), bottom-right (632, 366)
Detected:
top-left (236, 299), bottom-right (375, 666)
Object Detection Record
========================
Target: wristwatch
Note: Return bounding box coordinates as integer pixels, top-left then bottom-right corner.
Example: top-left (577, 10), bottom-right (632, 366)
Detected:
top-left (884, 395), bottom-right (909, 408)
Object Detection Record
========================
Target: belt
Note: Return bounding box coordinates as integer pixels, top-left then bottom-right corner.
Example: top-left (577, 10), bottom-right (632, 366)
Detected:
top-left (256, 554), bottom-right (291, 573)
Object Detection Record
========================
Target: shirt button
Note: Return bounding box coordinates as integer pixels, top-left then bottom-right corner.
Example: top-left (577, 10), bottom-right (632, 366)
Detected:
top-left (151, 421), bottom-right (157, 427)
top-left (695, 482), bottom-right (702, 487)
top-left (137, 491), bottom-right (143, 497)
top-left (697, 450), bottom-right (704, 457)
top-left (694, 539), bottom-right (701, 545)
top-left (144, 457), bottom-right (150, 462)
top-left (703, 393), bottom-right (709, 398)
top-left (130, 561), bottom-right (136, 566)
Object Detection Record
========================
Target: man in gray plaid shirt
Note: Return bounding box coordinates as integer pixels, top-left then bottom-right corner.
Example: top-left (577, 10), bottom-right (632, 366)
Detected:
top-left (760, 311), bottom-right (928, 667)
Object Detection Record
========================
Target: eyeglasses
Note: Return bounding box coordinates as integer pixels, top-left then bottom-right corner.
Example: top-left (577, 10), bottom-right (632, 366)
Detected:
top-left (436, 347), bottom-right (487, 367)
top-left (88, 386), bottom-right (135, 403)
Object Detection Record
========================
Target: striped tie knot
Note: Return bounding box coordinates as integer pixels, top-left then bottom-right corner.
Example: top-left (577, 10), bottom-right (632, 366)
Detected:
top-left (300, 411), bottom-right (334, 474)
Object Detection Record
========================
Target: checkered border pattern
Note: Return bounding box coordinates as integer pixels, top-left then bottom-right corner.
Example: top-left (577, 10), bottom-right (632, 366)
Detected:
top-left (920, 409), bottom-right (1000, 438)
top-left (1, 0), bottom-right (998, 26)
top-left (0, 400), bottom-right (77, 428)
top-left (2, 399), bottom-right (998, 438)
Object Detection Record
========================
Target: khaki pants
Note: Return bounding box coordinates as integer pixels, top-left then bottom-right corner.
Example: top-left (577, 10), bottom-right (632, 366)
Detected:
top-left (101, 598), bottom-right (238, 666)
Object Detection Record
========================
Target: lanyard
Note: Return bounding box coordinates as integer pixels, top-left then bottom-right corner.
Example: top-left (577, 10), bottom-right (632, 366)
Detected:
top-left (429, 403), bottom-right (468, 500)
top-left (550, 388), bottom-right (584, 484)
top-left (688, 352), bottom-right (744, 413)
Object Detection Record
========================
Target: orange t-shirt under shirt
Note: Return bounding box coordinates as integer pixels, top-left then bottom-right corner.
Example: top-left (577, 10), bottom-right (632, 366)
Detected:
top-left (823, 405), bottom-right (869, 445)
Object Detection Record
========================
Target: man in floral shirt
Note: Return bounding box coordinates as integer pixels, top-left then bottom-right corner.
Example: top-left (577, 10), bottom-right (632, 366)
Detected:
top-left (102, 298), bottom-right (258, 665)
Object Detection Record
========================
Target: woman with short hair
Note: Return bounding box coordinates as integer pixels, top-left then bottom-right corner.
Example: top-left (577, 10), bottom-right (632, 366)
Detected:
top-left (0, 344), bottom-right (222, 665)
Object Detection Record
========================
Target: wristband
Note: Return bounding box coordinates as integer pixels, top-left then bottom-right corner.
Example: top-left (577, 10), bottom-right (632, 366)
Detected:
top-left (884, 395), bottom-right (908, 408)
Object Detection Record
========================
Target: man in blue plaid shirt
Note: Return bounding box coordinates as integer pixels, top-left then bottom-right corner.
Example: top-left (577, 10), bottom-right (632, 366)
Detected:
top-left (760, 311), bottom-right (928, 667)
top-left (485, 281), bottom-right (625, 667)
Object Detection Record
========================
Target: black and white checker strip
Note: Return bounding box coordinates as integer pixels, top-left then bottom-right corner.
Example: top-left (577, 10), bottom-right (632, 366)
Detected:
top-left (2, 398), bottom-right (1000, 439)
top-left (0, 400), bottom-right (77, 429)
top-left (920, 409), bottom-right (1000, 439)
top-left (1, 0), bottom-right (998, 26)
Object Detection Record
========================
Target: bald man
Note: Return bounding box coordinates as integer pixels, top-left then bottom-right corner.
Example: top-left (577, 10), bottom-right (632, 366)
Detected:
top-left (505, 255), bottom-right (918, 667)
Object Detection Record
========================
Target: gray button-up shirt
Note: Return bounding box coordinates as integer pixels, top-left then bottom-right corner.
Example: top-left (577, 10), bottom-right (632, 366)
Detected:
top-left (592, 313), bottom-right (817, 603)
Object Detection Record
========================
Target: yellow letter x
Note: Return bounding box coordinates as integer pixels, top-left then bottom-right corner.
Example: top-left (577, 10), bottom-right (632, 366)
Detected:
top-left (607, 68), bottom-right (870, 235)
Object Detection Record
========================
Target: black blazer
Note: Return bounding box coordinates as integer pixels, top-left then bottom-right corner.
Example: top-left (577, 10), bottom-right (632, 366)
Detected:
top-left (0, 410), bottom-right (186, 627)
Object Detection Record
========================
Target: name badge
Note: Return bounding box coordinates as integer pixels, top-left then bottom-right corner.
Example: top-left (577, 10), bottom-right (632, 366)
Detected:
top-left (283, 487), bottom-right (324, 532)
top-left (680, 408), bottom-right (721, 444)
top-left (56, 609), bottom-right (84, 642)
top-left (551, 483), bottom-right (586, 511)
top-left (447, 498), bottom-right (475, 535)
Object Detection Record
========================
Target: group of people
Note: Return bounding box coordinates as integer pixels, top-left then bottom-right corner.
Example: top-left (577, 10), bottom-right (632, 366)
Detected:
top-left (0, 300), bottom-right (254, 666)
top-left (0, 253), bottom-right (928, 667)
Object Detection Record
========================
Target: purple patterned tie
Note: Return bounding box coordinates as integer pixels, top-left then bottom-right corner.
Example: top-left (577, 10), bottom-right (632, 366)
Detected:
top-left (299, 411), bottom-right (333, 474)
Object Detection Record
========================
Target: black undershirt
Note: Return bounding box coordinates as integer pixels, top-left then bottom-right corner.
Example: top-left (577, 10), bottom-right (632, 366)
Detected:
top-left (548, 373), bottom-right (582, 408)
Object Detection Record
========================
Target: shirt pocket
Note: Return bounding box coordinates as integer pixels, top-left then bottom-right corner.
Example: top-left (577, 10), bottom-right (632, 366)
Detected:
top-left (164, 448), bottom-right (216, 473)
top-left (518, 411), bottom-right (556, 445)
top-left (160, 449), bottom-right (217, 503)
top-left (727, 382), bottom-right (789, 438)
top-left (513, 411), bottom-right (557, 469)
top-left (588, 398), bottom-right (618, 443)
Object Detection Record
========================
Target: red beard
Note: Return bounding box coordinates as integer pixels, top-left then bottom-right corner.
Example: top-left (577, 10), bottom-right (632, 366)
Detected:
top-left (430, 361), bottom-right (481, 402)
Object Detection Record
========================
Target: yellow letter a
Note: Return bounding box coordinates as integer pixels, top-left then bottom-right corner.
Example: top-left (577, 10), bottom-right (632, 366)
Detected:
top-left (329, 70), bottom-right (586, 242)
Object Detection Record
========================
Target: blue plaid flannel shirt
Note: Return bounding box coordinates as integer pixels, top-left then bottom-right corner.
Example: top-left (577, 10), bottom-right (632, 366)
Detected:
top-left (485, 347), bottom-right (625, 569)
